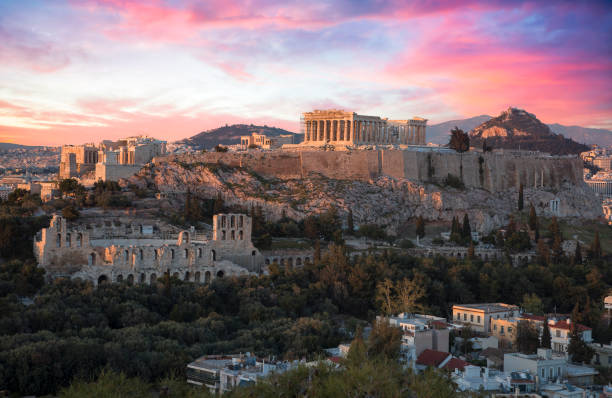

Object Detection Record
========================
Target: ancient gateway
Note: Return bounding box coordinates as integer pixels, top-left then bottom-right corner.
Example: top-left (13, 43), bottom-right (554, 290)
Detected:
top-left (301, 109), bottom-right (427, 146)
top-left (34, 213), bottom-right (264, 286)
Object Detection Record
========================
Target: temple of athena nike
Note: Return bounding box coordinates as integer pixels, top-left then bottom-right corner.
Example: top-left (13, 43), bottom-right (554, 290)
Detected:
top-left (301, 109), bottom-right (427, 147)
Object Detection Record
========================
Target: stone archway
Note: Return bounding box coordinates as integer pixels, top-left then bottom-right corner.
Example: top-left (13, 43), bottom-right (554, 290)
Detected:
top-left (98, 275), bottom-right (108, 285)
top-left (150, 273), bottom-right (157, 284)
top-left (184, 272), bottom-right (190, 281)
top-left (194, 271), bottom-right (201, 282)
top-left (116, 274), bottom-right (123, 283)
top-left (140, 273), bottom-right (146, 284)
top-left (127, 274), bottom-right (134, 285)
top-left (216, 270), bottom-right (224, 278)
top-left (205, 271), bottom-right (211, 284)
top-left (172, 272), bottom-right (179, 279)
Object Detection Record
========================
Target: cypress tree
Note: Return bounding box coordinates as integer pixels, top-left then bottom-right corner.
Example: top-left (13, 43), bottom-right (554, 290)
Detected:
top-left (347, 209), bottom-right (354, 234)
top-left (462, 214), bottom-right (471, 241)
top-left (416, 216), bottom-right (425, 239)
top-left (574, 241), bottom-right (582, 264)
top-left (518, 183), bottom-right (524, 211)
top-left (528, 204), bottom-right (537, 230)
top-left (541, 319), bottom-right (552, 348)
top-left (451, 216), bottom-right (459, 235)
top-left (589, 231), bottom-right (602, 259)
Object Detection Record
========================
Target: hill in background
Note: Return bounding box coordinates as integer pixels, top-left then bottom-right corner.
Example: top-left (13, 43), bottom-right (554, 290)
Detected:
top-left (180, 124), bottom-right (299, 149)
top-left (469, 107), bottom-right (589, 155)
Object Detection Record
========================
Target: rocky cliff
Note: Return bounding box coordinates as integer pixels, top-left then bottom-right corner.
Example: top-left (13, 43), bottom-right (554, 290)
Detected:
top-left (131, 155), bottom-right (601, 235)
top-left (470, 108), bottom-right (589, 155)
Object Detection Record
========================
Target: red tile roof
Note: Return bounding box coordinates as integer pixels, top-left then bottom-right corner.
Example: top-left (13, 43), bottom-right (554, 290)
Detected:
top-left (328, 356), bottom-right (342, 363)
top-left (443, 358), bottom-right (469, 371)
top-left (431, 320), bottom-right (450, 329)
top-left (520, 314), bottom-right (546, 322)
top-left (550, 320), bottom-right (591, 331)
top-left (416, 349), bottom-right (451, 367)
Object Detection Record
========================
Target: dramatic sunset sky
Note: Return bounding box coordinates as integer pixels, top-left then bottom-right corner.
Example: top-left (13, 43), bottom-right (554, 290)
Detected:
top-left (1, 0), bottom-right (611, 146)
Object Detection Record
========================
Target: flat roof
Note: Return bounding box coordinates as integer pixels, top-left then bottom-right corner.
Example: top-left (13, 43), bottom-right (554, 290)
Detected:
top-left (453, 303), bottom-right (519, 312)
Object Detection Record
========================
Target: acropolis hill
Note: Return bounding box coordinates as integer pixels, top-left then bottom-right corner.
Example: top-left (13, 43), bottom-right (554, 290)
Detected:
top-left (135, 109), bottom-right (600, 233)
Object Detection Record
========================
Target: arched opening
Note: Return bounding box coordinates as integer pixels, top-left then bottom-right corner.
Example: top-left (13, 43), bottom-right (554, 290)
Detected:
top-left (288, 258), bottom-right (293, 266)
top-left (98, 275), bottom-right (108, 285)
top-left (296, 258), bottom-right (302, 266)
top-left (171, 249), bottom-right (175, 259)
top-left (305, 257), bottom-right (311, 264)
top-left (216, 270), bottom-right (224, 278)
top-left (184, 248), bottom-right (189, 258)
top-left (280, 259), bottom-right (285, 266)
top-left (139, 249), bottom-right (144, 261)
top-left (184, 272), bottom-right (190, 281)
top-left (124, 250), bottom-right (129, 262)
top-left (198, 248), bottom-right (202, 258)
top-left (211, 250), bottom-right (216, 261)
top-left (231, 215), bottom-right (235, 228)
top-left (251, 250), bottom-right (256, 256)
top-left (88, 253), bottom-right (95, 265)
top-left (265, 259), bottom-right (270, 265)
top-left (127, 274), bottom-right (134, 285)
top-left (222, 230), bottom-right (226, 240)
top-left (205, 271), bottom-right (211, 283)
top-left (150, 273), bottom-right (157, 284)
top-left (140, 273), bottom-right (146, 283)
top-left (194, 271), bottom-right (201, 282)
top-left (56, 233), bottom-right (62, 248)
top-left (239, 230), bottom-right (243, 240)
top-left (154, 249), bottom-right (158, 260)
top-left (231, 230), bottom-right (235, 240)
top-left (239, 216), bottom-right (243, 227)
top-left (139, 225), bottom-right (143, 234)
top-left (221, 216), bottom-right (226, 228)
top-left (77, 233), bottom-right (83, 248)
top-left (172, 272), bottom-right (179, 279)
top-left (116, 274), bottom-right (123, 283)
top-left (66, 233), bottom-right (71, 248)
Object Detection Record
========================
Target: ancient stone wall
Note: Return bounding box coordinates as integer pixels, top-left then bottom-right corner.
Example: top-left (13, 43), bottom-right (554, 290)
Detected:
top-left (35, 214), bottom-right (264, 286)
top-left (156, 149), bottom-right (584, 192)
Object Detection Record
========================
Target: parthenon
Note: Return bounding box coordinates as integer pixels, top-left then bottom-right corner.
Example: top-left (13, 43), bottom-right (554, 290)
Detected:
top-left (301, 109), bottom-right (427, 147)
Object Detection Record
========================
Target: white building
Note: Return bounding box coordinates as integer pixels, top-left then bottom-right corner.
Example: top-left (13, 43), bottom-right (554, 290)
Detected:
top-left (549, 319), bottom-right (592, 355)
top-left (385, 313), bottom-right (450, 362)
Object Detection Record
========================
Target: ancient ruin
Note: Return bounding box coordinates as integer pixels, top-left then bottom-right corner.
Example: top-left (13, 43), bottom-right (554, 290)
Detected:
top-left (59, 136), bottom-right (166, 182)
top-left (34, 213), bottom-right (264, 286)
top-left (301, 109), bottom-right (427, 146)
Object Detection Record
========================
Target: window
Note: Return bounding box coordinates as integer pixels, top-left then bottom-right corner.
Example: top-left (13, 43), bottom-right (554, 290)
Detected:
top-left (608, 357), bottom-right (612, 365)
top-left (556, 330), bottom-right (561, 338)
top-left (550, 368), bottom-right (553, 378)
top-left (500, 326), bottom-right (504, 334)
top-left (477, 315), bottom-right (481, 324)
top-left (508, 327), bottom-right (513, 333)
top-left (456, 313), bottom-right (460, 320)
top-left (494, 324), bottom-right (497, 331)
top-left (558, 367), bottom-right (561, 376)
top-left (541, 368), bottom-right (545, 378)
top-left (463, 314), bottom-right (467, 321)
top-left (470, 314), bottom-right (474, 322)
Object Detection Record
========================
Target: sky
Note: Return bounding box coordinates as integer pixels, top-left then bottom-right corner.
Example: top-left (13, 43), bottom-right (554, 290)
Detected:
top-left (0, 0), bottom-right (611, 146)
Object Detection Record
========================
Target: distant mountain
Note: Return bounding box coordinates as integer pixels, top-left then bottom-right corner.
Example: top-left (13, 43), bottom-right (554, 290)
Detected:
top-left (547, 124), bottom-right (612, 147)
top-left (0, 143), bottom-right (44, 150)
top-left (427, 115), bottom-right (492, 144)
top-left (469, 108), bottom-right (589, 155)
top-left (180, 124), bottom-right (299, 149)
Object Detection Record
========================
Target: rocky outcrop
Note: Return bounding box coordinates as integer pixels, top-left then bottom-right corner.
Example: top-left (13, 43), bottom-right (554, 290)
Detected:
top-left (130, 160), bottom-right (601, 235)
top-left (470, 108), bottom-right (589, 155)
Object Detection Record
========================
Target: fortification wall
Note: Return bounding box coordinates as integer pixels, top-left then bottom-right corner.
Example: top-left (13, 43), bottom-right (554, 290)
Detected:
top-left (156, 149), bottom-right (584, 192)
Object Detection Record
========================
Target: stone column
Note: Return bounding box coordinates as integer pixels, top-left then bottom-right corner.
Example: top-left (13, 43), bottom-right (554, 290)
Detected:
top-left (323, 120), bottom-right (328, 142)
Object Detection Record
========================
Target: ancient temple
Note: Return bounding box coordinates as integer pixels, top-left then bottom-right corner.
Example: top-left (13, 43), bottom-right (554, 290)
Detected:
top-left (301, 109), bottom-right (427, 146)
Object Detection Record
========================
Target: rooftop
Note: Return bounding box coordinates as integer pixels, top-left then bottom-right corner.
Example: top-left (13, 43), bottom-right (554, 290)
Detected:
top-left (550, 320), bottom-right (591, 332)
top-left (416, 349), bottom-right (450, 367)
top-left (453, 303), bottom-right (519, 313)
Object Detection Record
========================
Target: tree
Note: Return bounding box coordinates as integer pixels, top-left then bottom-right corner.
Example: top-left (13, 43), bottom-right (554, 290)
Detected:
top-left (548, 217), bottom-right (562, 242)
top-left (347, 209), bottom-right (354, 234)
top-left (574, 241), bottom-right (582, 264)
top-left (346, 328), bottom-right (367, 366)
top-left (528, 204), bottom-right (537, 231)
top-left (214, 145), bottom-right (228, 152)
top-left (459, 326), bottom-right (474, 355)
top-left (589, 231), bottom-right (602, 260)
top-left (567, 325), bottom-right (595, 364)
top-left (61, 205), bottom-right (79, 221)
top-left (462, 214), bottom-right (471, 242)
top-left (521, 293), bottom-right (544, 315)
top-left (395, 277), bottom-right (426, 314)
top-left (58, 179), bottom-right (85, 197)
top-left (376, 279), bottom-right (396, 316)
top-left (541, 319), bottom-right (552, 348)
top-left (448, 127), bottom-right (470, 152)
top-left (415, 216), bottom-right (425, 239)
top-left (515, 320), bottom-right (540, 354)
top-left (366, 318), bottom-right (403, 361)
top-left (518, 183), bottom-right (524, 211)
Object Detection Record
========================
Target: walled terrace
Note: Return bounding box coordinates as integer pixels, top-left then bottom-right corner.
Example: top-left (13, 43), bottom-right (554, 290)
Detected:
top-left (34, 213), bottom-right (264, 286)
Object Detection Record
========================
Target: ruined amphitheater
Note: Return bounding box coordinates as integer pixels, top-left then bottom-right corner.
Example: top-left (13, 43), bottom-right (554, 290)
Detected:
top-left (34, 213), bottom-right (265, 286)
